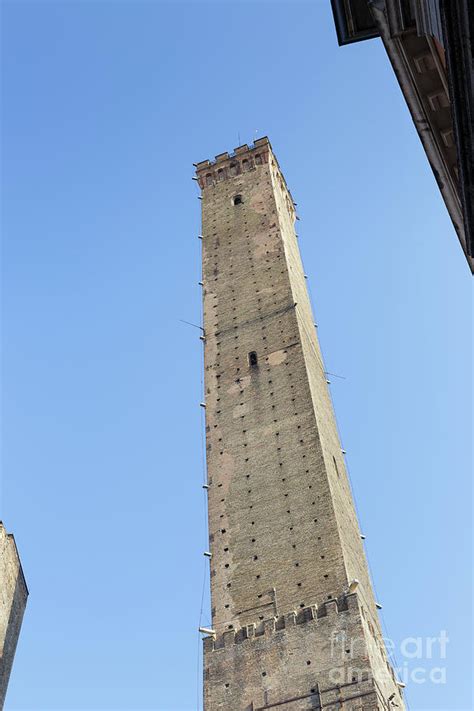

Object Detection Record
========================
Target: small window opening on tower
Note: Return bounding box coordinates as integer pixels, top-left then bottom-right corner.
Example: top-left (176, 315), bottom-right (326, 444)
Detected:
top-left (248, 351), bottom-right (258, 367)
top-left (233, 194), bottom-right (243, 206)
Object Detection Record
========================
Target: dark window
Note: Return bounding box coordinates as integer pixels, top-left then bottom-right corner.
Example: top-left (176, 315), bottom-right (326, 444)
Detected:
top-left (249, 351), bottom-right (258, 367)
top-left (233, 195), bottom-right (243, 206)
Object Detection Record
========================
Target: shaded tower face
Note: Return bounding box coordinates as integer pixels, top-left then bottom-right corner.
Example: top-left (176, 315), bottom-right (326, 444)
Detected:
top-left (196, 138), bottom-right (405, 710)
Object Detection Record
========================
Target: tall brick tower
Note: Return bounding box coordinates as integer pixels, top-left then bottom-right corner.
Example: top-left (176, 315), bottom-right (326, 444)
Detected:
top-left (195, 138), bottom-right (405, 711)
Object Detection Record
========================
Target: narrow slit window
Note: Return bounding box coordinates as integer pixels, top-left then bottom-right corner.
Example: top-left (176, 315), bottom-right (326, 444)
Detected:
top-left (249, 351), bottom-right (258, 367)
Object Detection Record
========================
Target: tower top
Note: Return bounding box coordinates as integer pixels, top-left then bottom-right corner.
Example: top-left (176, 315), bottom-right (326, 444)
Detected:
top-left (0, 521), bottom-right (28, 595)
top-left (195, 136), bottom-right (271, 172)
top-left (194, 136), bottom-right (296, 209)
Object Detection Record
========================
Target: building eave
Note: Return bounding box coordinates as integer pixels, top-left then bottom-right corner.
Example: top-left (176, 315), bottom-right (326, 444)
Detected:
top-left (330, 0), bottom-right (380, 45)
top-left (330, 0), bottom-right (474, 272)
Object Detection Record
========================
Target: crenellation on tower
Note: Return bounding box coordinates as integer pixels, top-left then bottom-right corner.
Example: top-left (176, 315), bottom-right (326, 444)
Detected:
top-left (204, 593), bottom-right (362, 652)
top-left (196, 137), bottom-right (295, 214)
top-left (197, 138), bottom-right (405, 710)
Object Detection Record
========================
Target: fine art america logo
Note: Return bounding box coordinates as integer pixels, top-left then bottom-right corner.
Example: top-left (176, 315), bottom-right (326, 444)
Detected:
top-left (330, 630), bottom-right (449, 686)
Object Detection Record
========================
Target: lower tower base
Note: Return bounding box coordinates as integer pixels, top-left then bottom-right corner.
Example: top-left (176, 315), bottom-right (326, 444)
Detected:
top-left (204, 594), bottom-right (403, 711)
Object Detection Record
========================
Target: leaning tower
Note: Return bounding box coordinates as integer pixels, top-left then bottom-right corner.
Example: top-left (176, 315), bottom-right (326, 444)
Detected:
top-left (195, 137), bottom-right (405, 711)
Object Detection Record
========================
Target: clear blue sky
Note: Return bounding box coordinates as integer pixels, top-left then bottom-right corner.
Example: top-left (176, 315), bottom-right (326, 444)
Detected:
top-left (1, 1), bottom-right (472, 709)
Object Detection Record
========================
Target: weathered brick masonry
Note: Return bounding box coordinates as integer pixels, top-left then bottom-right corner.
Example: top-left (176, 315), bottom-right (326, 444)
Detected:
top-left (195, 138), bottom-right (405, 710)
top-left (0, 522), bottom-right (27, 709)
